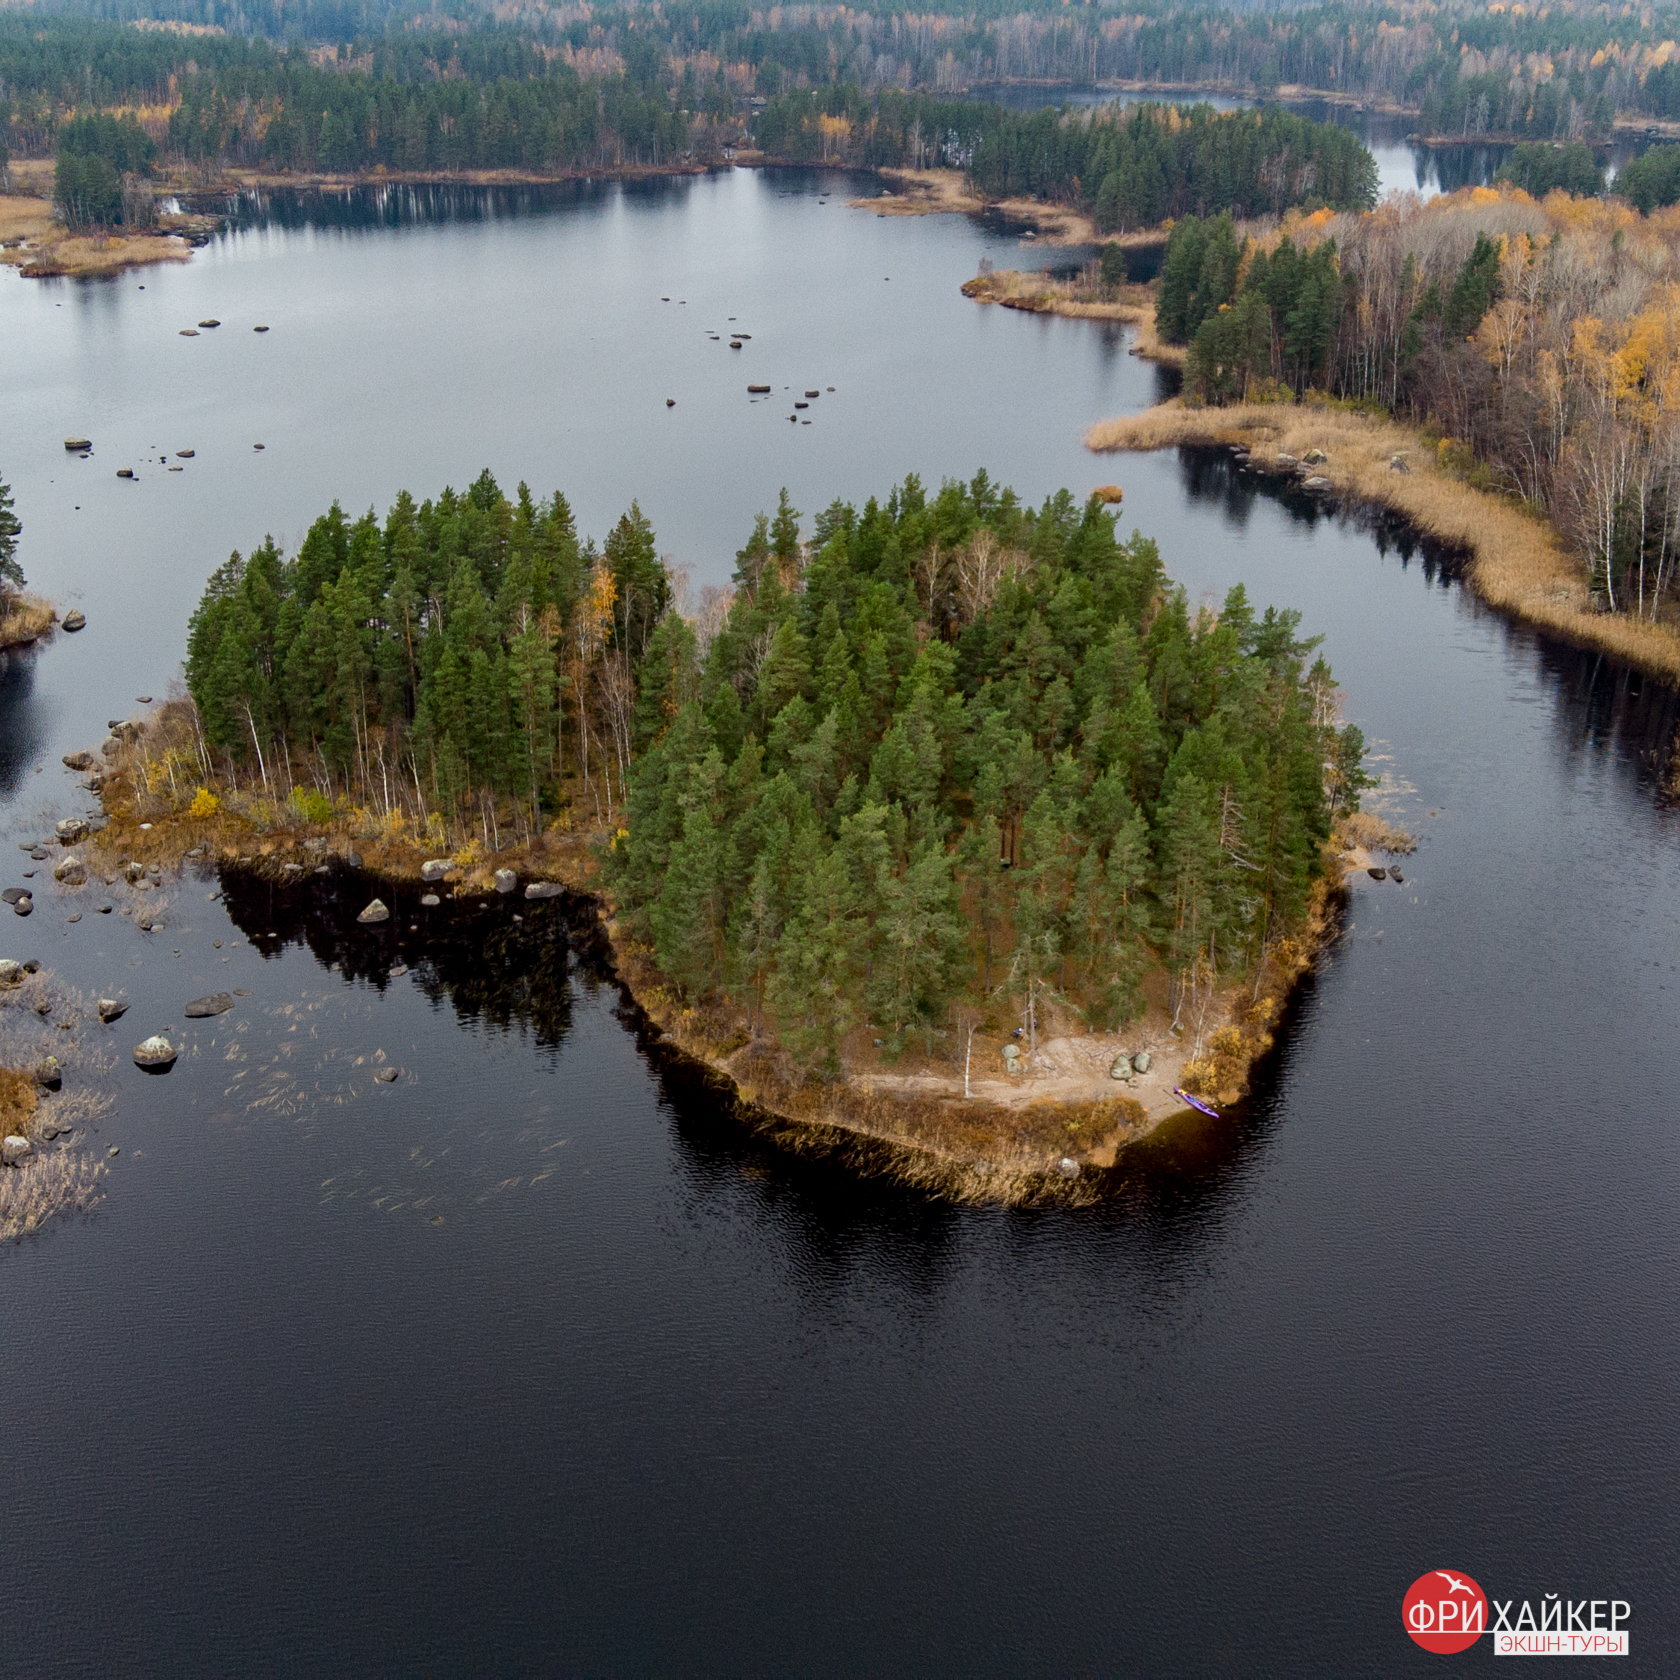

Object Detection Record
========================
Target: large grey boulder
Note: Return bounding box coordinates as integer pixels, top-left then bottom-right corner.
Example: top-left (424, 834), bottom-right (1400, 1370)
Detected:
top-left (420, 859), bottom-right (452, 883)
top-left (2, 1135), bottom-right (30, 1167)
top-left (55, 818), bottom-right (89, 845)
top-left (133, 1035), bottom-right (177, 1071)
top-left (183, 992), bottom-right (234, 1018)
top-left (357, 898), bottom-right (390, 924)
top-left (1109, 1054), bottom-right (1132, 1081)
top-left (1132, 1050), bottom-right (1151, 1075)
top-left (13, 896), bottom-right (31, 917)
top-left (61, 610), bottom-right (86, 632)
top-left (524, 881), bottom-right (564, 900)
top-left (494, 869), bottom-right (517, 894)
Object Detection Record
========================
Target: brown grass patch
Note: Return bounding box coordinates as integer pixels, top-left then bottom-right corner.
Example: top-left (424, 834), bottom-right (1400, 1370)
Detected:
top-left (0, 596), bottom-right (57, 648)
top-left (1340, 809), bottom-right (1418, 855)
top-left (0, 1067), bottom-right (38, 1136)
top-left (1086, 398), bottom-right (1680, 682)
top-left (962, 269), bottom-right (1184, 363)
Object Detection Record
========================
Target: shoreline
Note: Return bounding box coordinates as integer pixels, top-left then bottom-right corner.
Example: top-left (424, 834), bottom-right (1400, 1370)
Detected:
top-left (0, 598), bottom-right (58, 652)
top-left (961, 268), bottom-right (1183, 362)
top-left (82, 726), bottom-right (1379, 1205)
top-left (1086, 398), bottom-right (1680, 683)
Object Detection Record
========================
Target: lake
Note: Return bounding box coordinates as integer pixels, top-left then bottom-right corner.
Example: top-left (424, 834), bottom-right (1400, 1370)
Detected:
top-left (0, 167), bottom-right (1676, 1674)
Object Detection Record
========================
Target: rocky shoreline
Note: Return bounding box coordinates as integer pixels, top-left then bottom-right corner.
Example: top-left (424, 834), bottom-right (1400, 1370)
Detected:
top-left (55, 712), bottom-right (1396, 1204)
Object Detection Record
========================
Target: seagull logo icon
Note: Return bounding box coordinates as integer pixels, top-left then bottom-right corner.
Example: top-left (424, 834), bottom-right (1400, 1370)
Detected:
top-left (1437, 1572), bottom-right (1473, 1595)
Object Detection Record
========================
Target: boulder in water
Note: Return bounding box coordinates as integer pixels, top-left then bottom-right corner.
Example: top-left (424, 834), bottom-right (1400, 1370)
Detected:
top-left (524, 881), bottom-right (564, 900)
top-left (55, 818), bottom-right (89, 844)
top-left (420, 893), bottom-right (440, 907)
top-left (420, 859), bottom-right (452, 883)
top-left (184, 992), bottom-right (234, 1018)
top-left (494, 869), bottom-right (517, 894)
top-left (1367, 866), bottom-right (1388, 880)
top-left (133, 1035), bottom-right (177, 1071)
top-left (64, 437), bottom-right (92, 452)
top-left (0, 889), bottom-right (25, 906)
top-left (97, 998), bottom-right (128, 1022)
top-left (374, 1067), bottom-right (401, 1083)
top-left (62, 751), bottom-right (94, 770)
top-left (53, 855), bottom-right (85, 885)
top-left (61, 610), bottom-right (86, 632)
top-left (2, 1135), bottom-right (30, 1167)
top-left (13, 897), bottom-right (31, 917)
top-left (0, 961), bottom-right (23, 987)
top-left (33, 1056), bottom-right (61, 1091)
top-left (747, 384), bottom-right (771, 394)
top-left (1390, 866), bottom-right (1404, 884)
top-left (357, 898), bottom-right (390, 924)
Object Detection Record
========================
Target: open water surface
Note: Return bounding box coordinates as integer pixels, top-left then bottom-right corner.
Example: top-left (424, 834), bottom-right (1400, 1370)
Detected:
top-left (1, 167), bottom-right (1678, 1673)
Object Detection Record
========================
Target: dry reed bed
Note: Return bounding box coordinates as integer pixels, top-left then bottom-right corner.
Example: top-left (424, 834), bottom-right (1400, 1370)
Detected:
top-left (0, 596), bottom-right (58, 650)
top-left (962, 269), bottom-right (1185, 363)
top-left (1086, 399), bottom-right (1680, 682)
top-left (0, 972), bottom-right (118, 1246)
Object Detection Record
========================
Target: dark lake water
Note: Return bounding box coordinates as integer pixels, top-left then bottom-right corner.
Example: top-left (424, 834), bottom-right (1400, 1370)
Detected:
top-left (2, 169), bottom-right (1678, 1674)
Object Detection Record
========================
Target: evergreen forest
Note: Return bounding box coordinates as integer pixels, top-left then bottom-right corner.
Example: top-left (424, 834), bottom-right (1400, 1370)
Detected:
top-left (753, 94), bottom-right (1379, 229)
top-left (183, 469), bottom-right (1368, 1076)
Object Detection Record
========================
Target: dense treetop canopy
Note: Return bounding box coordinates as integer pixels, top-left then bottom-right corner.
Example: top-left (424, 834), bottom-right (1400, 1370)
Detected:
top-left (184, 469), bottom-right (1363, 1073)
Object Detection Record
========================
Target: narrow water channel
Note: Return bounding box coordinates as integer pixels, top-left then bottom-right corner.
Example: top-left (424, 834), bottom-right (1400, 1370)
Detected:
top-left (0, 169), bottom-right (1675, 1673)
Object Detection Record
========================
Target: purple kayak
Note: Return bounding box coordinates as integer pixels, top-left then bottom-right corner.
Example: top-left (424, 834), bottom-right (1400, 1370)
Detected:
top-left (1173, 1087), bottom-right (1221, 1119)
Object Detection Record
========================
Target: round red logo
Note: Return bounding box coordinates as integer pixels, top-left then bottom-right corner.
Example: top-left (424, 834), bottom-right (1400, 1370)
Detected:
top-left (1403, 1569), bottom-right (1489, 1654)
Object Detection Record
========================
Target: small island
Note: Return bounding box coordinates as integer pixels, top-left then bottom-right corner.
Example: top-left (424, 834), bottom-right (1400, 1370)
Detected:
top-left (76, 468), bottom-right (1388, 1202)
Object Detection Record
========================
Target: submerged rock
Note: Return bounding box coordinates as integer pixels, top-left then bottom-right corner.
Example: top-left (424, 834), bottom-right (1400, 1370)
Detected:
top-left (63, 437), bottom-right (92, 452)
top-left (97, 998), bottom-right (128, 1022)
top-left (1390, 866), bottom-right (1404, 884)
top-left (0, 888), bottom-right (25, 906)
top-left (62, 750), bottom-right (94, 770)
top-left (373, 1067), bottom-right (401, 1083)
top-left (183, 992), bottom-right (234, 1018)
top-left (357, 898), bottom-right (390, 924)
top-left (133, 1035), bottom-right (177, 1071)
top-left (0, 961), bottom-right (23, 987)
top-left (1367, 866), bottom-right (1388, 881)
top-left (420, 893), bottom-right (440, 907)
top-left (13, 897), bottom-right (32, 917)
top-left (52, 855), bottom-right (85, 885)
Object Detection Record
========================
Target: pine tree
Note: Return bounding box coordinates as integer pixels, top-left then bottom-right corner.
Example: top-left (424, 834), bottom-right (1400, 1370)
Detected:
top-left (0, 472), bottom-right (22, 608)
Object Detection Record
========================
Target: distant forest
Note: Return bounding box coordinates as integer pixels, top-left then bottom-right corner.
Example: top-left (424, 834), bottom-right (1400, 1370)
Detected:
top-left (754, 94), bottom-right (1378, 228)
top-left (17, 0), bottom-right (1680, 147)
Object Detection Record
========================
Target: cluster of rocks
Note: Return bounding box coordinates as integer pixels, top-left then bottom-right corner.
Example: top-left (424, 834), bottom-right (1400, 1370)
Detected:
top-left (1107, 1049), bottom-right (1153, 1082)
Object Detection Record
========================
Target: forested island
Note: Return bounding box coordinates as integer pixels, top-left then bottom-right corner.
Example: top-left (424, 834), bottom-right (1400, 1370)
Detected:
top-left (117, 470), bottom-right (1380, 1199)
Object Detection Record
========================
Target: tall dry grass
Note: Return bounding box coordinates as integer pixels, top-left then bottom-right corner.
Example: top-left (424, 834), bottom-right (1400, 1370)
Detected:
top-left (0, 1150), bottom-right (107, 1244)
top-left (963, 268), bottom-right (1185, 363)
top-left (1086, 399), bottom-right (1680, 682)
